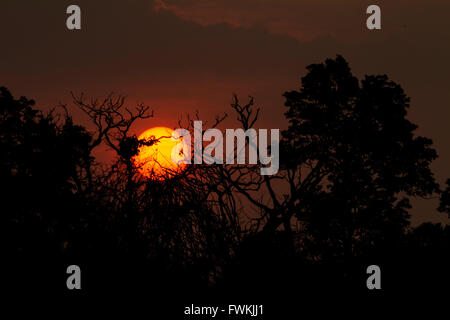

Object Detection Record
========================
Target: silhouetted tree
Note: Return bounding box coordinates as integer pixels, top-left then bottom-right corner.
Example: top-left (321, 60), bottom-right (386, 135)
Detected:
top-left (70, 93), bottom-right (240, 288)
top-left (210, 56), bottom-right (440, 266)
top-left (0, 87), bottom-right (93, 260)
top-left (1, 87), bottom-right (241, 292)
top-left (280, 55), bottom-right (439, 261)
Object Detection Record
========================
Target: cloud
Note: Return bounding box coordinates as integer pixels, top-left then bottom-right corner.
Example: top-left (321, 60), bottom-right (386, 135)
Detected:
top-left (152, 0), bottom-right (354, 41)
top-left (152, 0), bottom-right (450, 44)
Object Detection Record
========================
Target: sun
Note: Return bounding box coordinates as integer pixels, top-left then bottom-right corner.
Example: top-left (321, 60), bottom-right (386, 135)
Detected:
top-left (134, 126), bottom-right (186, 179)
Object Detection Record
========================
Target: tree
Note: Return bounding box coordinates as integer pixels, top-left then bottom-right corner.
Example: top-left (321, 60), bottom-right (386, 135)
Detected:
top-left (1, 87), bottom-right (242, 291)
top-left (0, 87), bottom-right (94, 260)
top-left (280, 55), bottom-right (439, 260)
top-left (70, 93), bottom-right (240, 287)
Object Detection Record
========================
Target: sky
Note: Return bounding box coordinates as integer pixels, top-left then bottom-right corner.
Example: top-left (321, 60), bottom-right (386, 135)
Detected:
top-left (1, 0), bottom-right (449, 225)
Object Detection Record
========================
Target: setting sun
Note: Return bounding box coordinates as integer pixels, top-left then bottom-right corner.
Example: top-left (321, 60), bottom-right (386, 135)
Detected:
top-left (134, 126), bottom-right (185, 179)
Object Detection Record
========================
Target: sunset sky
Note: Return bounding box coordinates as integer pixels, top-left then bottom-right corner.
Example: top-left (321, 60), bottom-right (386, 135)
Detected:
top-left (1, 0), bottom-right (449, 224)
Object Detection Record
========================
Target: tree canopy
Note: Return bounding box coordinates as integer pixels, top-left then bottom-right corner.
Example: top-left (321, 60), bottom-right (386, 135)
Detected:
top-left (281, 55), bottom-right (439, 259)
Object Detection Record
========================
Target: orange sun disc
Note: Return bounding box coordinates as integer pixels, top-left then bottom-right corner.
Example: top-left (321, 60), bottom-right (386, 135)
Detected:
top-left (134, 127), bottom-right (186, 179)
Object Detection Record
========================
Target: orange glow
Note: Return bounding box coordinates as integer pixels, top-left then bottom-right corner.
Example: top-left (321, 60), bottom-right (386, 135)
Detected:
top-left (134, 127), bottom-right (185, 179)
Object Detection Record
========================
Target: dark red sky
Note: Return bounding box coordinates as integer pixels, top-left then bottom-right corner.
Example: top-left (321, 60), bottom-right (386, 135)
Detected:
top-left (1, 0), bottom-right (449, 225)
